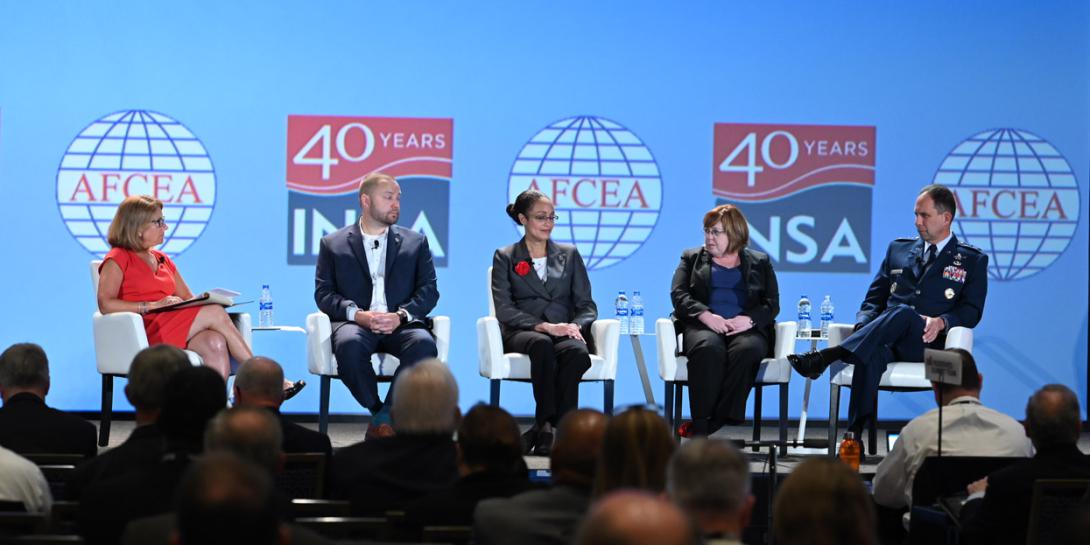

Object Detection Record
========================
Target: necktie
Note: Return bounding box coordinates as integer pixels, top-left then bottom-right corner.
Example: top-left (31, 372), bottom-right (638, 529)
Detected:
top-left (920, 244), bottom-right (937, 277)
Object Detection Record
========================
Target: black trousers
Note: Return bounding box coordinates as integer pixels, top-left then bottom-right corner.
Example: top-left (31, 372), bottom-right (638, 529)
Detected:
top-left (682, 327), bottom-right (767, 431)
top-left (331, 322), bottom-right (438, 413)
top-left (503, 330), bottom-right (592, 427)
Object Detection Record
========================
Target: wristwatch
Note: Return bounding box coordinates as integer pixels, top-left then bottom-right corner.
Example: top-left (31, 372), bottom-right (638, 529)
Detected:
top-left (396, 308), bottom-right (410, 325)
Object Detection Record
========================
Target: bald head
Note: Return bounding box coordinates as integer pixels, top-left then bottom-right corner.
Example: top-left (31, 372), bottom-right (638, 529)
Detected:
top-left (234, 357), bottom-right (285, 408)
top-left (576, 490), bottom-right (697, 545)
top-left (204, 407), bottom-right (284, 475)
top-left (551, 409), bottom-right (608, 487)
top-left (1026, 384), bottom-right (1081, 448)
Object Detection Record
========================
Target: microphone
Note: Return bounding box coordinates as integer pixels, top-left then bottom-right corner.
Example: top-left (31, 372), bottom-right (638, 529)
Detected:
top-left (158, 255), bottom-right (165, 264)
top-left (373, 240), bottom-right (380, 250)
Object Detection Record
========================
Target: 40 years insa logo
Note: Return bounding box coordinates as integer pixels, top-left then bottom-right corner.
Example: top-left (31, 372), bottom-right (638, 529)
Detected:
top-left (56, 110), bottom-right (216, 257)
top-left (507, 116), bottom-right (662, 271)
top-left (713, 123), bottom-right (875, 273)
top-left (286, 115), bottom-right (452, 266)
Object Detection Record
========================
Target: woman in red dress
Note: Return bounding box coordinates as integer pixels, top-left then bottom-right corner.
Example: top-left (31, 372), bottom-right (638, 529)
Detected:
top-left (97, 195), bottom-right (303, 397)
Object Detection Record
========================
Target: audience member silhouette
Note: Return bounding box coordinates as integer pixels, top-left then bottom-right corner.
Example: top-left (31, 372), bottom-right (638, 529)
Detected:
top-left (575, 490), bottom-right (698, 545)
top-left (0, 342), bottom-right (96, 458)
top-left (475, 408), bottom-right (609, 545)
top-left (234, 356), bottom-right (332, 459)
top-left (593, 406), bottom-right (675, 496)
top-left (66, 344), bottom-right (190, 499)
top-left (773, 458), bottom-right (877, 545)
top-left (329, 358), bottom-right (459, 514)
top-left (667, 439), bottom-right (754, 545)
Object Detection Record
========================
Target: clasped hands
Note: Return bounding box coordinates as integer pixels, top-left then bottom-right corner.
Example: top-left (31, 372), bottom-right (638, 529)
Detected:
top-left (920, 315), bottom-right (945, 344)
top-left (698, 311), bottom-right (753, 336)
top-left (535, 322), bottom-right (585, 343)
top-left (355, 310), bottom-right (402, 335)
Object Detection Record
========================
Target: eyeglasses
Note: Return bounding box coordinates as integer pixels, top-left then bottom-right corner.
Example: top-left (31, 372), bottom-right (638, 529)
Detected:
top-left (703, 228), bottom-right (726, 237)
top-left (150, 217), bottom-right (167, 228)
top-left (531, 214), bottom-right (559, 223)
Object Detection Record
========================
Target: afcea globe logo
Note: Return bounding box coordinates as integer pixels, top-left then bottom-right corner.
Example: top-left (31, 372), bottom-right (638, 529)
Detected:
top-left (56, 110), bottom-right (217, 258)
top-left (507, 116), bottom-right (662, 271)
top-left (932, 128), bottom-right (1080, 281)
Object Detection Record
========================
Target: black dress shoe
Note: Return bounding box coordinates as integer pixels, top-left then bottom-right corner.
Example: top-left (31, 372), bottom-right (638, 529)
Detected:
top-left (532, 430), bottom-right (554, 456)
top-left (787, 351), bottom-right (829, 379)
top-left (521, 427), bottom-right (537, 455)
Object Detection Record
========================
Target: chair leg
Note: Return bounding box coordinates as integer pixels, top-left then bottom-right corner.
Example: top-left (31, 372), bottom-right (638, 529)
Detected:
top-left (778, 382), bottom-right (789, 456)
top-left (319, 376), bottom-right (331, 435)
top-left (490, 380), bottom-right (501, 407)
top-left (674, 384), bottom-right (684, 429)
top-left (829, 384), bottom-right (841, 458)
top-left (664, 382), bottom-right (675, 430)
top-left (752, 385), bottom-right (763, 452)
top-left (603, 380), bottom-right (614, 416)
top-left (98, 375), bottom-right (113, 447)
top-left (869, 397), bottom-right (879, 455)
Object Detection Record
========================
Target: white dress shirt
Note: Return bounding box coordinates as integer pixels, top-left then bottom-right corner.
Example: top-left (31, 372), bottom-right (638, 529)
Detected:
top-left (0, 446), bottom-right (52, 513)
top-left (872, 395), bottom-right (1033, 509)
top-left (346, 223), bottom-right (391, 321)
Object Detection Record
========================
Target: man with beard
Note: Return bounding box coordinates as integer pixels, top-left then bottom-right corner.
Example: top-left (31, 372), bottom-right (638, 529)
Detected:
top-left (314, 172), bottom-right (440, 439)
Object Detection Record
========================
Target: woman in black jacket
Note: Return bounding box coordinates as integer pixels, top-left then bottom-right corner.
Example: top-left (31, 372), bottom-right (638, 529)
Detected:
top-left (670, 204), bottom-right (779, 437)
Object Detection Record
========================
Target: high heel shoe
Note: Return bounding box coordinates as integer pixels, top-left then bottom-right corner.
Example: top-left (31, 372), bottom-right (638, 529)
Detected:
top-left (283, 380), bottom-right (306, 400)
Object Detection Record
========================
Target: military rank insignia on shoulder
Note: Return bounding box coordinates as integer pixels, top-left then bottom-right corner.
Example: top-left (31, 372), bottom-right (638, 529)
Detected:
top-left (894, 236), bottom-right (918, 243)
top-left (955, 242), bottom-right (984, 255)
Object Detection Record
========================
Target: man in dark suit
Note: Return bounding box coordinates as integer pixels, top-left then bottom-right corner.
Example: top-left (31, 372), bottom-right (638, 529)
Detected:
top-left (78, 366), bottom-right (226, 545)
top-left (474, 409), bottom-right (609, 545)
top-left (329, 358), bottom-right (459, 515)
top-left (960, 384), bottom-right (1090, 545)
top-left (0, 342), bottom-right (97, 458)
top-left (788, 184), bottom-right (988, 441)
top-left (234, 357), bottom-right (332, 459)
top-left (67, 345), bottom-right (190, 499)
top-left (315, 172), bottom-right (439, 437)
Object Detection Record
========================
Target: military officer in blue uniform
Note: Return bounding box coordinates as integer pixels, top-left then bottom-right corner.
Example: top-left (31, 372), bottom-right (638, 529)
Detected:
top-left (788, 184), bottom-right (988, 445)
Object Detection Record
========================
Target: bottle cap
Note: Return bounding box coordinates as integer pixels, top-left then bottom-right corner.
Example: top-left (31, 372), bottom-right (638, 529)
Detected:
top-left (262, 284), bottom-right (270, 289)
top-left (843, 431), bottom-right (855, 440)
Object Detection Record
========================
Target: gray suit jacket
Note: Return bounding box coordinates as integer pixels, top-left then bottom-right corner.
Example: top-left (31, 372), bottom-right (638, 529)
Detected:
top-left (473, 484), bottom-right (591, 545)
top-left (491, 239), bottom-right (597, 337)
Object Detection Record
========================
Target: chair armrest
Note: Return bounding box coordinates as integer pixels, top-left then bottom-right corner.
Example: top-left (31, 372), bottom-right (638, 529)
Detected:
top-left (827, 323), bottom-right (855, 348)
top-left (431, 316), bottom-right (451, 364)
top-left (92, 311), bottom-right (148, 375)
top-left (229, 312), bottom-right (253, 350)
top-left (655, 318), bottom-right (678, 380)
top-left (944, 327), bottom-right (973, 351)
top-left (590, 319), bottom-right (619, 380)
top-left (305, 312), bottom-right (335, 375)
top-left (772, 321), bottom-right (799, 358)
top-left (476, 316), bottom-right (508, 379)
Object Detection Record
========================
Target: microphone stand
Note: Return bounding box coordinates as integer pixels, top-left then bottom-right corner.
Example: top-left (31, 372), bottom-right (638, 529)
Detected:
top-left (936, 369), bottom-right (945, 458)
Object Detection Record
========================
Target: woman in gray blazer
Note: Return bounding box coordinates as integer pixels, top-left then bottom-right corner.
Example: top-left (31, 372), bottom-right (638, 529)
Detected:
top-left (491, 190), bottom-right (597, 455)
top-left (670, 204), bottom-right (780, 437)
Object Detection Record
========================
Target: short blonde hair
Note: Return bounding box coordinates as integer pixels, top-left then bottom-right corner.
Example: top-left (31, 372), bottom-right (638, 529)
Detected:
top-left (358, 172), bottom-right (397, 200)
top-left (107, 195), bottom-right (163, 250)
top-left (703, 204), bottom-right (749, 254)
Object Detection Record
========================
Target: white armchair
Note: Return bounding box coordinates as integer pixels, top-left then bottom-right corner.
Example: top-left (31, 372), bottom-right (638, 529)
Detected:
top-left (90, 260), bottom-right (252, 446)
top-left (477, 266), bottom-right (620, 414)
top-left (656, 318), bottom-right (798, 453)
top-left (826, 323), bottom-right (974, 454)
top-left (305, 311), bottom-right (451, 434)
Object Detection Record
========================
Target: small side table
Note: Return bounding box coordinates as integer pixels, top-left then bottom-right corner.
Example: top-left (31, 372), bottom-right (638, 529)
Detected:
top-left (628, 334), bottom-right (657, 406)
top-left (789, 329), bottom-right (831, 455)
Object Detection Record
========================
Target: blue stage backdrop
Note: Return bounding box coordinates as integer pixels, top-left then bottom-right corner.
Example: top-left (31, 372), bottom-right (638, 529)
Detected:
top-left (0, 1), bottom-right (1086, 422)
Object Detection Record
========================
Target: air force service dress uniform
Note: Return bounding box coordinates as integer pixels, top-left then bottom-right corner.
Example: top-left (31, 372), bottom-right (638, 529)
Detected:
top-left (839, 234), bottom-right (988, 432)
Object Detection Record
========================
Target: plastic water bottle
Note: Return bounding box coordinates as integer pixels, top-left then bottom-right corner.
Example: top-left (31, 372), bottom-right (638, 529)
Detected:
top-left (630, 290), bottom-right (644, 335)
top-left (819, 295), bottom-right (834, 338)
top-left (797, 295), bottom-right (812, 332)
top-left (838, 431), bottom-right (862, 472)
top-left (259, 284), bottom-right (274, 327)
top-left (614, 291), bottom-right (630, 335)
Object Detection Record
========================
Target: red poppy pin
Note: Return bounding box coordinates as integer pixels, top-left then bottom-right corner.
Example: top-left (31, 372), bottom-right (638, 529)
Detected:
top-left (515, 260), bottom-right (531, 276)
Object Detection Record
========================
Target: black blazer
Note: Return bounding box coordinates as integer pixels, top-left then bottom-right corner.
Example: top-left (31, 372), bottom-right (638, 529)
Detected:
top-left (0, 393), bottom-right (97, 459)
top-left (314, 224), bottom-right (439, 324)
top-left (491, 239), bottom-right (597, 337)
top-left (670, 246), bottom-right (780, 348)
